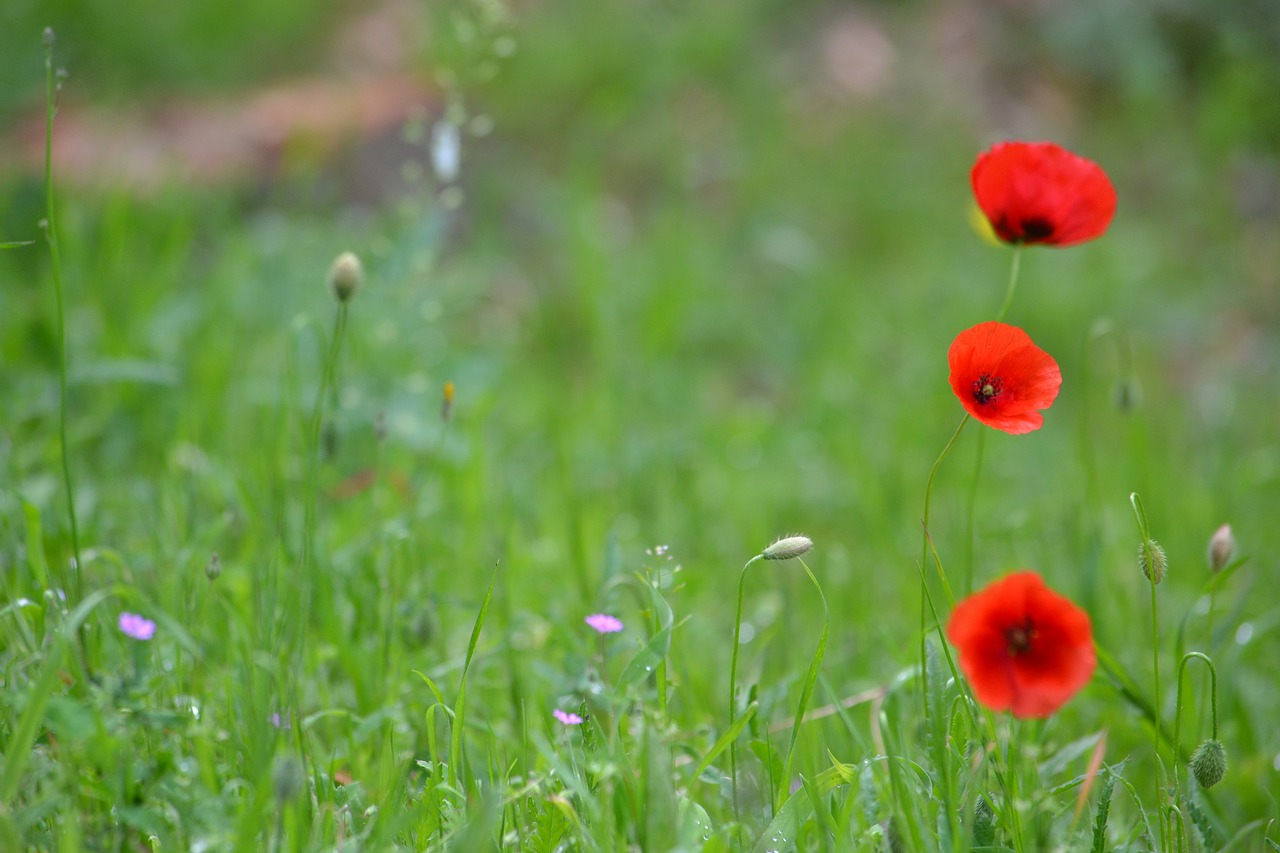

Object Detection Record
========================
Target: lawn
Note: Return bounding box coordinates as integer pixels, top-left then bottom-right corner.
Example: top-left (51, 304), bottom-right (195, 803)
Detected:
top-left (2, 0), bottom-right (1278, 849)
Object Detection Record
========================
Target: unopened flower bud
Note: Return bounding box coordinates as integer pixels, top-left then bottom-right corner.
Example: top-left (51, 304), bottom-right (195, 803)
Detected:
top-left (43, 27), bottom-right (55, 47)
top-left (1139, 540), bottom-right (1167, 584)
top-left (762, 535), bottom-right (813, 561)
top-left (205, 552), bottom-right (221, 581)
top-left (1207, 524), bottom-right (1234, 573)
top-left (1189, 739), bottom-right (1227, 789)
top-left (327, 251), bottom-right (363, 303)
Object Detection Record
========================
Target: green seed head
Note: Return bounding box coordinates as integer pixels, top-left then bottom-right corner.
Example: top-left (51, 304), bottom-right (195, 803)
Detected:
top-left (1190, 739), bottom-right (1227, 789)
top-left (1139, 540), bottom-right (1167, 585)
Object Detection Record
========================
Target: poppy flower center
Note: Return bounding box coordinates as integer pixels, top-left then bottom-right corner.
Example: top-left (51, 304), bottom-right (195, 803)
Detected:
top-left (1005, 624), bottom-right (1036, 655)
top-left (972, 373), bottom-right (1003, 405)
top-left (1020, 217), bottom-right (1055, 241)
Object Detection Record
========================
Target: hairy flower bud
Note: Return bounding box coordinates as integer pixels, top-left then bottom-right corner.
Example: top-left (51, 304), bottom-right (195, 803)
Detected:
top-left (327, 251), bottom-right (363, 303)
top-left (205, 552), bottom-right (222, 581)
top-left (1207, 524), bottom-right (1234, 573)
top-left (1139, 540), bottom-right (1167, 585)
top-left (762, 535), bottom-right (813, 561)
top-left (1190, 739), bottom-right (1227, 789)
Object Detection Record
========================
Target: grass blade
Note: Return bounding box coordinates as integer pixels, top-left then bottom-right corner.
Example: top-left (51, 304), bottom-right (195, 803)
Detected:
top-left (448, 566), bottom-right (497, 791)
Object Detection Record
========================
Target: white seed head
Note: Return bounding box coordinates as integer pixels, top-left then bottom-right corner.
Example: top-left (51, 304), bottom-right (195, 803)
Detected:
top-left (762, 535), bottom-right (813, 561)
top-left (327, 251), bottom-right (364, 303)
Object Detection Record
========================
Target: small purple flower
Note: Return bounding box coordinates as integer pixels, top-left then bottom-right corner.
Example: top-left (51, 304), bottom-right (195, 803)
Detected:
top-left (118, 612), bottom-right (156, 641)
top-left (585, 613), bottom-right (624, 634)
top-left (553, 709), bottom-right (583, 726)
top-left (269, 712), bottom-right (292, 731)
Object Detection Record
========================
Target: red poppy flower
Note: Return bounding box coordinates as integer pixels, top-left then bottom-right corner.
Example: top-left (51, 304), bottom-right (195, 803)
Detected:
top-left (946, 571), bottom-right (1095, 719)
top-left (948, 322), bottom-right (1061, 435)
top-left (971, 141), bottom-right (1116, 247)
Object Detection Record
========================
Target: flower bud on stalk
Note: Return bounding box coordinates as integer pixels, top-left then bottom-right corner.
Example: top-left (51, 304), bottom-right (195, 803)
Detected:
top-left (762, 535), bottom-right (813, 561)
top-left (327, 252), bottom-right (363, 303)
top-left (1139, 540), bottom-right (1167, 585)
top-left (1207, 524), bottom-right (1234, 573)
top-left (1190, 739), bottom-right (1227, 789)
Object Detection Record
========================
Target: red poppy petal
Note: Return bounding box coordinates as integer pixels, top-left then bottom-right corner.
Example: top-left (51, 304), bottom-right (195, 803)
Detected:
top-left (947, 323), bottom-right (1062, 434)
top-left (946, 571), bottom-right (1095, 719)
top-left (971, 141), bottom-right (1116, 248)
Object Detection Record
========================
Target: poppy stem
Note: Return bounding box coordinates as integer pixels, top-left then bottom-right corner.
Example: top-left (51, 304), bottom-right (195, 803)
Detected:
top-left (921, 415), bottom-right (969, 608)
top-left (728, 553), bottom-right (764, 827)
top-left (1129, 491), bottom-right (1168, 851)
top-left (995, 244), bottom-right (1024, 322)
top-left (1172, 652), bottom-right (1219, 793)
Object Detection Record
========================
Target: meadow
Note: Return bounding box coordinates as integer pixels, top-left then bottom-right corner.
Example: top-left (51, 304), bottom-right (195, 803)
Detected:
top-left (1, 0), bottom-right (1279, 849)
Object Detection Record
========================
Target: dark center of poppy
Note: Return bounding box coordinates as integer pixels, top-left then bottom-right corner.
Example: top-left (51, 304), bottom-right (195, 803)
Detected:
top-left (1005, 624), bottom-right (1036, 656)
top-left (1020, 216), bottom-right (1055, 241)
top-left (971, 373), bottom-right (1003, 405)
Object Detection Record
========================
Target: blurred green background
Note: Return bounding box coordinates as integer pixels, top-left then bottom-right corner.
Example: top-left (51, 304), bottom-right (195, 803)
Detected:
top-left (2, 0), bottom-right (1279, 840)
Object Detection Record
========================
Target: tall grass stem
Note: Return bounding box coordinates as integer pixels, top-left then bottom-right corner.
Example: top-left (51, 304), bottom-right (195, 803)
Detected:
top-left (42, 33), bottom-right (83, 608)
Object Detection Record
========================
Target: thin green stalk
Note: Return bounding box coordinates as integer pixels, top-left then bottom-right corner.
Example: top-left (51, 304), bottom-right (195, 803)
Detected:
top-left (41, 31), bottom-right (82, 607)
top-left (728, 553), bottom-right (764, 825)
top-left (965, 246), bottom-right (1023, 599)
top-left (921, 415), bottom-right (969, 607)
top-left (297, 304), bottom-right (349, 642)
top-left (963, 429), bottom-right (986, 597)
top-left (779, 558), bottom-right (829, 804)
top-left (917, 414), bottom-right (968, 749)
top-left (994, 244), bottom-right (1023, 323)
top-left (1129, 491), bottom-right (1167, 852)
top-left (920, 526), bottom-right (1021, 846)
top-left (1172, 652), bottom-right (1218, 790)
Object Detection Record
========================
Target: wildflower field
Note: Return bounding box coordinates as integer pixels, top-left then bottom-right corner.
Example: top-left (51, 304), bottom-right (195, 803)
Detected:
top-left (2, 1), bottom-right (1279, 850)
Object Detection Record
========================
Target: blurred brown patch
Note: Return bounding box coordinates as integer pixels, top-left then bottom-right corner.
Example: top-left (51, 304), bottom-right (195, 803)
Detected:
top-left (330, 468), bottom-right (413, 502)
top-left (3, 0), bottom-right (435, 193)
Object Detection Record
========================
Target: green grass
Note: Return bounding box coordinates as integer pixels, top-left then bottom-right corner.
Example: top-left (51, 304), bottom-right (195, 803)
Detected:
top-left (2, 0), bottom-right (1279, 849)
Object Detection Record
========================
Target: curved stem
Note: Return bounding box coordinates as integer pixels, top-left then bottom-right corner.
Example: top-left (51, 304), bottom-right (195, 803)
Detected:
top-left (921, 415), bottom-right (970, 608)
top-left (1173, 652), bottom-right (1219, 784)
top-left (995, 244), bottom-right (1023, 322)
top-left (728, 554), bottom-right (763, 825)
